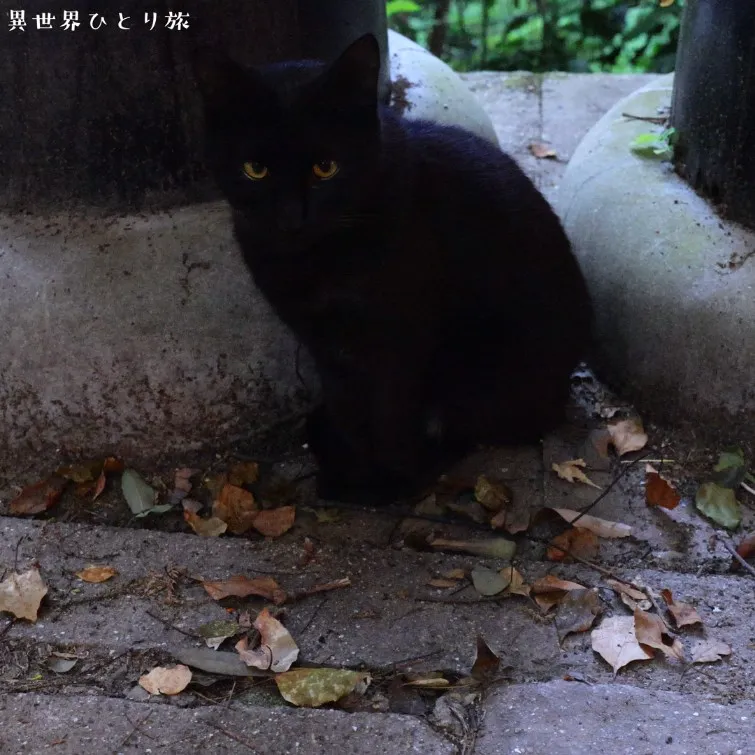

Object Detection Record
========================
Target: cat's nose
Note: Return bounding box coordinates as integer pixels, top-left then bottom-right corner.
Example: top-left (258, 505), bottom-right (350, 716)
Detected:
top-left (276, 200), bottom-right (304, 233)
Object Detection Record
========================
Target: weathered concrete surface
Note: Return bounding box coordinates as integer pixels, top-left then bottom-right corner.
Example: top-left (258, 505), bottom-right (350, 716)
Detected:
top-left (3, 467), bottom-right (754, 702)
top-left (557, 74), bottom-right (755, 437)
top-left (0, 69), bottom-right (654, 479)
top-left (389, 31), bottom-right (499, 145)
top-left (477, 681), bottom-right (755, 755)
top-left (0, 693), bottom-right (455, 754)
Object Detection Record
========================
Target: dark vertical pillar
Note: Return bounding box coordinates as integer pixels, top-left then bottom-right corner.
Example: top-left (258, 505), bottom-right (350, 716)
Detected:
top-left (296, 0), bottom-right (390, 103)
top-left (0, 0), bottom-right (388, 212)
top-left (671, 0), bottom-right (755, 230)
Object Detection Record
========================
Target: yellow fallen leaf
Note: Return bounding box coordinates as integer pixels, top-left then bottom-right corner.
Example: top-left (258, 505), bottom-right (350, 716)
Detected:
top-left (551, 459), bottom-right (601, 489)
top-left (442, 568), bottom-right (466, 580)
top-left (551, 508), bottom-right (632, 538)
top-left (0, 567), bottom-right (48, 622)
top-left (276, 668), bottom-right (370, 707)
top-left (474, 475), bottom-right (511, 512)
top-left (183, 510), bottom-right (228, 537)
top-left (138, 664), bottom-right (192, 695)
top-left (404, 676), bottom-right (451, 688)
top-left (76, 566), bottom-right (118, 583)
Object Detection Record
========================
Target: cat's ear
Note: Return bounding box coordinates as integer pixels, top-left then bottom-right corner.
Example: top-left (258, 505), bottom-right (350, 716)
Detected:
top-left (320, 33), bottom-right (381, 111)
top-left (192, 47), bottom-right (272, 112)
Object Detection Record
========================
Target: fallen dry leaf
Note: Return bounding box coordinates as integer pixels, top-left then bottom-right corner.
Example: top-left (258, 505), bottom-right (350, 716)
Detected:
top-left (212, 484), bottom-right (258, 535)
top-left (174, 467), bottom-right (198, 494)
top-left (490, 506), bottom-right (531, 534)
top-left (228, 461), bottom-right (260, 486)
top-left (428, 537), bottom-right (515, 560)
top-left (443, 568), bottom-right (466, 580)
top-left (607, 418), bottom-right (648, 456)
top-left (659, 0), bottom-right (674, 7)
top-left (634, 608), bottom-right (684, 660)
top-left (202, 574), bottom-right (287, 605)
top-left (184, 510), bottom-right (228, 537)
top-left (471, 566), bottom-right (510, 596)
top-left (428, 578), bottom-right (460, 589)
top-left (253, 506), bottom-right (296, 538)
top-left (551, 459), bottom-right (601, 489)
top-left (690, 639), bottom-right (732, 664)
top-left (236, 608), bottom-right (299, 672)
top-left (555, 588), bottom-right (602, 643)
top-left (529, 141), bottom-right (558, 159)
top-left (298, 537), bottom-right (317, 568)
top-left (591, 616), bottom-right (654, 673)
top-left (474, 476), bottom-right (511, 512)
top-left (10, 477), bottom-right (67, 515)
top-left (275, 668), bottom-right (369, 708)
top-left (76, 566), bottom-right (118, 584)
top-left (199, 619), bottom-right (240, 650)
top-left (645, 466), bottom-right (681, 510)
top-left (531, 575), bottom-right (586, 612)
top-left (660, 589), bottom-right (702, 627)
top-left (604, 579), bottom-right (651, 611)
top-left (547, 527), bottom-right (599, 562)
top-left (403, 676), bottom-right (451, 688)
top-left (471, 635), bottom-right (500, 682)
top-left (138, 664), bottom-right (192, 695)
top-left (0, 567), bottom-right (48, 621)
top-left (733, 532), bottom-right (755, 571)
top-left (502, 567), bottom-right (531, 597)
top-left (551, 509), bottom-right (632, 539)
top-left (92, 471), bottom-right (107, 502)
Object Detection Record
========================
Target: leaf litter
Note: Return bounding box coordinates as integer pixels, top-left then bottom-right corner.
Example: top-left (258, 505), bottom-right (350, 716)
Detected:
top-left (0, 567), bottom-right (48, 622)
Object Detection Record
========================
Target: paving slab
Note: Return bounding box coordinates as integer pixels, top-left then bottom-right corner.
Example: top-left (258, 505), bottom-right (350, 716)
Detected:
top-left (463, 71), bottom-right (656, 201)
top-left (0, 692), bottom-right (455, 754)
top-left (3, 515), bottom-right (754, 703)
top-left (477, 680), bottom-right (754, 755)
top-left (539, 72), bottom-right (657, 196)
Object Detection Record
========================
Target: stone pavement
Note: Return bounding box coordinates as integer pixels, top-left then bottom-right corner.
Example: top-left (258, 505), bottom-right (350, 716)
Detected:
top-left (3, 73), bottom-right (754, 754)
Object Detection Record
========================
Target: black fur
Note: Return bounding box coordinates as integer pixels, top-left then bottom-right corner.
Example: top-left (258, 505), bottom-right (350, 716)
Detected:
top-left (194, 34), bottom-right (593, 503)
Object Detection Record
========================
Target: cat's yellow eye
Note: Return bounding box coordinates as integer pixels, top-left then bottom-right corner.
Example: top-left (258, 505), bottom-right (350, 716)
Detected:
top-left (243, 161), bottom-right (268, 180)
top-left (312, 160), bottom-right (339, 180)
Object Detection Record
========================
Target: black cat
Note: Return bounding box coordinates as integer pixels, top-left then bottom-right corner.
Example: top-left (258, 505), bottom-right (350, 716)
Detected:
top-left (194, 34), bottom-right (593, 504)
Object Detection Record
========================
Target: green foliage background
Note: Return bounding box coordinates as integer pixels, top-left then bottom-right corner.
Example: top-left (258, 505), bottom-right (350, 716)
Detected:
top-left (387, 0), bottom-right (683, 73)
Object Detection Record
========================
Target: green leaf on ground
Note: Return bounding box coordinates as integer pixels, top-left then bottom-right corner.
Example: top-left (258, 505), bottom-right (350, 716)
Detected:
top-left (275, 668), bottom-right (370, 707)
top-left (630, 127), bottom-right (675, 159)
top-left (121, 469), bottom-right (157, 516)
top-left (471, 566), bottom-right (511, 596)
top-left (712, 447), bottom-right (747, 489)
top-left (695, 482), bottom-right (741, 530)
